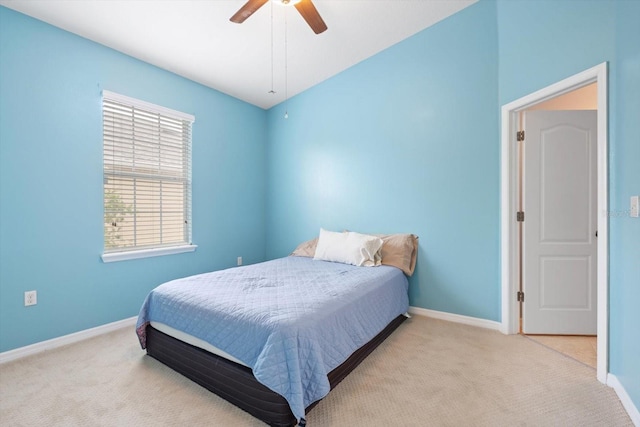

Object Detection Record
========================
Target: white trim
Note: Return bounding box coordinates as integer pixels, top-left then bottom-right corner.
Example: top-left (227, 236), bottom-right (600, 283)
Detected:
top-left (101, 244), bottom-right (197, 263)
top-left (500, 106), bottom-right (520, 335)
top-left (0, 316), bottom-right (137, 364)
top-left (102, 90), bottom-right (195, 122)
top-left (500, 62), bottom-right (609, 384)
top-left (595, 66), bottom-right (609, 385)
top-left (409, 306), bottom-right (502, 331)
top-left (608, 374), bottom-right (640, 426)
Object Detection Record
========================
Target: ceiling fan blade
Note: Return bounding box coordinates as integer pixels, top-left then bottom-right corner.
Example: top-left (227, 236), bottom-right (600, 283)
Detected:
top-left (230, 0), bottom-right (269, 24)
top-left (294, 0), bottom-right (328, 34)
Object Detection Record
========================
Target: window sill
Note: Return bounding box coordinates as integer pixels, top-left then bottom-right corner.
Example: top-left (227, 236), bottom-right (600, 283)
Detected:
top-left (101, 244), bottom-right (197, 263)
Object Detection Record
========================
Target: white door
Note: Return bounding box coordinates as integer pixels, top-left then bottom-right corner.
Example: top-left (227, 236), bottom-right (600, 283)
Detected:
top-left (522, 110), bottom-right (597, 335)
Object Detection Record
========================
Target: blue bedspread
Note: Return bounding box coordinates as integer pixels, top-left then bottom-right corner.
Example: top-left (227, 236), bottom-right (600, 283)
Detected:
top-left (136, 256), bottom-right (409, 422)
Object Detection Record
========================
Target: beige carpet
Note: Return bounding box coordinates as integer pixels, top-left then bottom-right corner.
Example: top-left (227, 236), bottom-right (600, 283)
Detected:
top-left (0, 316), bottom-right (632, 426)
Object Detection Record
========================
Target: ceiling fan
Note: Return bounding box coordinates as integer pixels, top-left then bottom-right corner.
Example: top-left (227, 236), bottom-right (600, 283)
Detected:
top-left (230, 0), bottom-right (328, 34)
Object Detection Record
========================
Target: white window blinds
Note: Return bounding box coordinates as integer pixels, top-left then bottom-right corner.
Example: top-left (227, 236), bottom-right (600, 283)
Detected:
top-left (102, 91), bottom-right (194, 254)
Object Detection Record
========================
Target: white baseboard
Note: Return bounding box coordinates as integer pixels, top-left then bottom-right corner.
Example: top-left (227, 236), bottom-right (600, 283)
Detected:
top-left (608, 373), bottom-right (640, 426)
top-left (408, 306), bottom-right (502, 331)
top-left (0, 309), bottom-right (499, 364)
top-left (0, 316), bottom-right (137, 364)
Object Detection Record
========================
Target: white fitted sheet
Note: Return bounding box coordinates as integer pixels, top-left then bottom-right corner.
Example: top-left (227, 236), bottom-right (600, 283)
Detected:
top-left (150, 321), bottom-right (249, 367)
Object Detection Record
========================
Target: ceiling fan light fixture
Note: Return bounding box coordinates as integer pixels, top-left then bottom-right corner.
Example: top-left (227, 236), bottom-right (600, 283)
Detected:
top-left (275, 0), bottom-right (302, 6)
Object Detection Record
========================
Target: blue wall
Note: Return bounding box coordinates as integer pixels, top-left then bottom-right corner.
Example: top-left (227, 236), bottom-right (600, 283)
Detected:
top-left (0, 7), bottom-right (267, 352)
top-left (497, 0), bottom-right (640, 409)
top-left (496, 0), bottom-right (615, 106)
top-left (266, 0), bottom-right (500, 321)
top-left (610, 0), bottom-right (640, 408)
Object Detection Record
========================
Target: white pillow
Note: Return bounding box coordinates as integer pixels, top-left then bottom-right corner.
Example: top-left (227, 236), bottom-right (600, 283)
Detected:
top-left (313, 228), bottom-right (383, 267)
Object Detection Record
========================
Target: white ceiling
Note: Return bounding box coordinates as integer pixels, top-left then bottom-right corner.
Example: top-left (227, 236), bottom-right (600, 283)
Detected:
top-left (1, 0), bottom-right (477, 109)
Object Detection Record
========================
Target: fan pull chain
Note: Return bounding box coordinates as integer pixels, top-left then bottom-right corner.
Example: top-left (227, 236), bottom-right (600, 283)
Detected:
top-left (284, 7), bottom-right (289, 119)
top-left (269, 1), bottom-right (275, 95)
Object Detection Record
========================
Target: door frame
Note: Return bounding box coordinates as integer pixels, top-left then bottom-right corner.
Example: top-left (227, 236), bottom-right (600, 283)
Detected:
top-left (500, 62), bottom-right (608, 383)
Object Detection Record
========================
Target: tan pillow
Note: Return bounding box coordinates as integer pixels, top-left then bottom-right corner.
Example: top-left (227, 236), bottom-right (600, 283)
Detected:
top-left (290, 237), bottom-right (318, 257)
top-left (376, 234), bottom-right (419, 276)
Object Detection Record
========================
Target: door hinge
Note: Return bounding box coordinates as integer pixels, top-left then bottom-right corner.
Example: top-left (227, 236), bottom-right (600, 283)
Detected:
top-left (517, 211), bottom-right (525, 222)
top-left (517, 291), bottom-right (525, 302)
top-left (517, 130), bottom-right (525, 142)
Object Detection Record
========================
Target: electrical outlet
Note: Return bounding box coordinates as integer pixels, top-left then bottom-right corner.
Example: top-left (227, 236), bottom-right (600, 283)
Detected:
top-left (24, 290), bottom-right (37, 307)
top-left (237, 256), bottom-right (243, 266)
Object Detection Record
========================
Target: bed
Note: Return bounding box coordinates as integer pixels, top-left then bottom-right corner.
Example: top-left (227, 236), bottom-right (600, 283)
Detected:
top-left (136, 232), bottom-right (418, 426)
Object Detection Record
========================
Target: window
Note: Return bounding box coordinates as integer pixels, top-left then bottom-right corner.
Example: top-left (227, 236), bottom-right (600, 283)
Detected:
top-left (101, 91), bottom-right (195, 262)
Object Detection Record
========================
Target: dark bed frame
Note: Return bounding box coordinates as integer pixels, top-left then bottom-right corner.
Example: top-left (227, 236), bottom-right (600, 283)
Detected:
top-left (145, 314), bottom-right (407, 426)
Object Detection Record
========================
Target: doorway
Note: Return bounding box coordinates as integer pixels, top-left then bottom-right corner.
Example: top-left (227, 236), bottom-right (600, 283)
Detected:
top-left (500, 63), bottom-right (609, 384)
